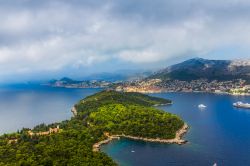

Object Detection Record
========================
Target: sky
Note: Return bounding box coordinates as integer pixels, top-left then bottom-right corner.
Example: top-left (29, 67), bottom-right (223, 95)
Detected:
top-left (1, 0), bottom-right (250, 82)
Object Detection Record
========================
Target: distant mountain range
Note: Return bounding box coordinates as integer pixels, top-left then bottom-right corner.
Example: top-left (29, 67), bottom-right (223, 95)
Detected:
top-left (47, 77), bottom-right (113, 88)
top-left (149, 58), bottom-right (250, 81)
top-left (48, 70), bottom-right (153, 84)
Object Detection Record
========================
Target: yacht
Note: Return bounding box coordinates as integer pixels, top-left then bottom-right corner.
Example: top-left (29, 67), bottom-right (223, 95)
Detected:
top-left (233, 101), bottom-right (250, 109)
top-left (198, 104), bottom-right (207, 109)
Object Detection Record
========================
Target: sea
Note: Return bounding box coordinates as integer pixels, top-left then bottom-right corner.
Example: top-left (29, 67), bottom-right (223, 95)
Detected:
top-left (0, 84), bottom-right (101, 134)
top-left (1, 85), bottom-right (250, 166)
top-left (101, 92), bottom-right (250, 166)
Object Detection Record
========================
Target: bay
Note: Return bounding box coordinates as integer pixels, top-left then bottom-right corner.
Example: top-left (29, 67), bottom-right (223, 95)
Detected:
top-left (101, 92), bottom-right (250, 166)
top-left (0, 84), bottom-right (102, 134)
top-left (1, 85), bottom-right (250, 166)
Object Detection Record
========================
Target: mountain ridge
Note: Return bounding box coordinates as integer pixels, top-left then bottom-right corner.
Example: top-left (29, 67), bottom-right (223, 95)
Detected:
top-left (149, 58), bottom-right (250, 81)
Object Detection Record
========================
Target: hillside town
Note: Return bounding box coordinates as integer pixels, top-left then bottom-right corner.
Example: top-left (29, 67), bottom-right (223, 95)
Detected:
top-left (116, 79), bottom-right (250, 95)
top-left (116, 79), bottom-right (163, 93)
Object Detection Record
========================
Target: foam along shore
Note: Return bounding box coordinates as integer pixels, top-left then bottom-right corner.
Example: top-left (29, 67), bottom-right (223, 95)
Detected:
top-left (93, 123), bottom-right (189, 152)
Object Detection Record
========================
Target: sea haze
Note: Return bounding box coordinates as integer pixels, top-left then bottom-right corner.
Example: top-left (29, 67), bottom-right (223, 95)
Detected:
top-left (0, 84), bottom-right (102, 134)
top-left (102, 92), bottom-right (250, 166)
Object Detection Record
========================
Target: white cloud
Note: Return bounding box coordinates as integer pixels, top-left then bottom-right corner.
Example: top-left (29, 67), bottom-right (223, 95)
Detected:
top-left (1, 0), bottom-right (250, 81)
top-left (119, 49), bottom-right (160, 63)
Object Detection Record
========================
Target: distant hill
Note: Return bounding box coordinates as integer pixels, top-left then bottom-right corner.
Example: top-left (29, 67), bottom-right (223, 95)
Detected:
top-left (47, 70), bottom-right (153, 84)
top-left (59, 77), bottom-right (81, 83)
top-left (149, 58), bottom-right (250, 81)
top-left (82, 70), bottom-right (153, 82)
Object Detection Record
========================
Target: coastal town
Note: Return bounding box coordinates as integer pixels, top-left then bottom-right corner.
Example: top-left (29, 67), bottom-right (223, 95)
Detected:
top-left (49, 77), bottom-right (250, 95)
top-left (115, 78), bottom-right (250, 95)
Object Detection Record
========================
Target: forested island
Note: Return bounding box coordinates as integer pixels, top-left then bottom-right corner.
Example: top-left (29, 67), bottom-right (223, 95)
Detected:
top-left (0, 90), bottom-right (186, 165)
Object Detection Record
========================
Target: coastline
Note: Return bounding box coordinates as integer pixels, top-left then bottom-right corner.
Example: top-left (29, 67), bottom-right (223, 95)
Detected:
top-left (93, 123), bottom-right (189, 152)
top-left (126, 89), bottom-right (250, 96)
top-left (46, 84), bottom-right (250, 96)
top-left (153, 102), bottom-right (173, 106)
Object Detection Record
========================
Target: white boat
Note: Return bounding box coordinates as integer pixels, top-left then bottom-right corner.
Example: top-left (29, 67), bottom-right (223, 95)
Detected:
top-left (198, 104), bottom-right (207, 109)
top-left (213, 163), bottom-right (217, 166)
top-left (131, 150), bottom-right (135, 153)
top-left (233, 101), bottom-right (250, 109)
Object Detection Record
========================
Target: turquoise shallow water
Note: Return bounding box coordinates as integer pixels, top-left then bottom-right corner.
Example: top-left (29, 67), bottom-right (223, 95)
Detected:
top-left (0, 84), bottom-right (102, 134)
top-left (101, 92), bottom-right (250, 166)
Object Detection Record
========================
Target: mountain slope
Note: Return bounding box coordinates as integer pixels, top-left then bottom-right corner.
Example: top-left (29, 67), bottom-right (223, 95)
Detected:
top-left (150, 58), bottom-right (250, 81)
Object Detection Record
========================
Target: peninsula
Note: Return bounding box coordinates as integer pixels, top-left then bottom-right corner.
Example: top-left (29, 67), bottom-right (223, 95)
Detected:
top-left (0, 90), bottom-right (187, 165)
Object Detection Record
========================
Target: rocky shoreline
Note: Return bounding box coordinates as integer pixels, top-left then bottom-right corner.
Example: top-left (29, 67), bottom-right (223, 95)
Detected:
top-left (93, 123), bottom-right (189, 152)
top-left (122, 88), bottom-right (250, 96)
top-left (153, 102), bottom-right (173, 107)
top-left (71, 106), bottom-right (78, 117)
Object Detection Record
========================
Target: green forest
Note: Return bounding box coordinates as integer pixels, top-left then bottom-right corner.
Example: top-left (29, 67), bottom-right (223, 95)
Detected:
top-left (0, 90), bottom-right (184, 166)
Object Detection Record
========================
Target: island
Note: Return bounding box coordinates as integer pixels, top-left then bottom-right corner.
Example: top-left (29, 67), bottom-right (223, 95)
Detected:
top-left (0, 90), bottom-right (187, 165)
top-left (46, 77), bottom-right (113, 89)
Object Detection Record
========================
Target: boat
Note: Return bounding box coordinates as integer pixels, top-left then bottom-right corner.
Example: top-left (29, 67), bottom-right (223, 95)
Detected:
top-left (233, 101), bottom-right (250, 109)
top-left (198, 104), bottom-right (207, 109)
top-left (213, 163), bottom-right (217, 166)
top-left (131, 150), bottom-right (135, 153)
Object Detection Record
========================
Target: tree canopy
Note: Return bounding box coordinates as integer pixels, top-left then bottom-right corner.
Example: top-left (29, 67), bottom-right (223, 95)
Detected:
top-left (0, 90), bottom-right (183, 166)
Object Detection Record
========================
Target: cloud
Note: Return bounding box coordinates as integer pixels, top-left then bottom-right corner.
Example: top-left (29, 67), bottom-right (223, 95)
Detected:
top-left (1, 0), bottom-right (250, 81)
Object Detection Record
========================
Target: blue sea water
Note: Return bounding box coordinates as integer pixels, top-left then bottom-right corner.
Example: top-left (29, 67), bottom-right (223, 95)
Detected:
top-left (101, 92), bottom-right (250, 166)
top-left (1, 86), bottom-right (250, 166)
top-left (0, 84), bottom-right (101, 134)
